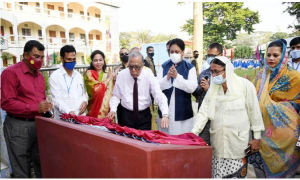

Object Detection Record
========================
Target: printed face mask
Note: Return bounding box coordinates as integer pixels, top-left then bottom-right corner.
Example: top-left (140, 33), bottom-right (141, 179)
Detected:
top-left (28, 56), bottom-right (43, 70)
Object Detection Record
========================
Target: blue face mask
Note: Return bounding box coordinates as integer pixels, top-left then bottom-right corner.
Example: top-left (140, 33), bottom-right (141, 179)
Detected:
top-left (207, 56), bottom-right (214, 64)
top-left (212, 73), bottom-right (226, 85)
top-left (64, 61), bottom-right (76, 70)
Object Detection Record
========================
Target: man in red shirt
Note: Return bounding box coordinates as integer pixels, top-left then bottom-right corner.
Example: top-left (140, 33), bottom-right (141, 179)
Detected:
top-left (1, 40), bottom-right (53, 178)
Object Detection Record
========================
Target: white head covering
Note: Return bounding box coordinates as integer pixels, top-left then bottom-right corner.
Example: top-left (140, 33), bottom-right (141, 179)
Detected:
top-left (206, 56), bottom-right (244, 120)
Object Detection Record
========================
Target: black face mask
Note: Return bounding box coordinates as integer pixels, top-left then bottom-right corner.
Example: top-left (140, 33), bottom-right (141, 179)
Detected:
top-left (120, 55), bottom-right (129, 63)
top-left (148, 52), bottom-right (154, 58)
top-left (194, 54), bottom-right (199, 59)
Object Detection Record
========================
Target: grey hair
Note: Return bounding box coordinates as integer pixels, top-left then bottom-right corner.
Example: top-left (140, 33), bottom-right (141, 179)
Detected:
top-left (128, 51), bottom-right (144, 65)
top-left (130, 47), bottom-right (140, 53)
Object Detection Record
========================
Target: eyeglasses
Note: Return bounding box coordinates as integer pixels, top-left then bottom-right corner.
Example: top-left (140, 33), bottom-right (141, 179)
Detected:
top-left (128, 65), bottom-right (141, 71)
top-left (210, 69), bottom-right (225, 75)
top-left (120, 53), bottom-right (129, 57)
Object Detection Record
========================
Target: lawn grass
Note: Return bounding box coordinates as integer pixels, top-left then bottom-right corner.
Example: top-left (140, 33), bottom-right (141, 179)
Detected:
top-left (234, 67), bottom-right (257, 81)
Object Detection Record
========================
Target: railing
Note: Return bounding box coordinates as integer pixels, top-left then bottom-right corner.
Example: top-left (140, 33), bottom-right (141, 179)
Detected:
top-left (40, 64), bottom-right (119, 77)
top-left (87, 16), bottom-right (101, 23)
top-left (69, 38), bottom-right (86, 46)
top-left (18, 35), bottom-right (43, 44)
top-left (46, 37), bottom-right (67, 45)
top-left (15, 3), bottom-right (41, 14)
top-left (68, 13), bottom-right (85, 20)
top-left (88, 40), bottom-right (103, 46)
top-left (44, 9), bottom-right (65, 18)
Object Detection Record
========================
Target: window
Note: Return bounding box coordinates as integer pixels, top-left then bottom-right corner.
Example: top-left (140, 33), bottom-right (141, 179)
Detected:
top-left (38, 30), bottom-right (42, 37)
top-left (80, 11), bottom-right (84, 15)
top-left (19, 2), bottom-right (28, 5)
top-left (22, 28), bottom-right (31, 36)
top-left (58, 7), bottom-right (64, 12)
top-left (68, 9), bottom-right (73, 18)
top-left (95, 14), bottom-right (100, 18)
top-left (47, 4), bottom-right (54, 10)
top-left (1, 26), bottom-right (4, 36)
top-left (89, 34), bottom-right (93, 40)
top-left (69, 33), bottom-right (75, 39)
top-left (96, 35), bottom-right (101, 40)
top-left (36, 2), bottom-right (40, 7)
top-left (80, 34), bottom-right (85, 40)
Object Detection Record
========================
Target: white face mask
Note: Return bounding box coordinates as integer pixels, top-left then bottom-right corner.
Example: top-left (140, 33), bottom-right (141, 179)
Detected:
top-left (206, 56), bottom-right (214, 64)
top-left (212, 73), bottom-right (226, 85)
top-left (291, 49), bottom-right (300, 59)
top-left (170, 53), bottom-right (181, 64)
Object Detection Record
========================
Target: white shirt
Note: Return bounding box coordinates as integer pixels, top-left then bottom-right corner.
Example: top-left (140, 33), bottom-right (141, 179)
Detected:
top-left (110, 68), bottom-right (169, 115)
top-left (288, 58), bottom-right (300, 73)
top-left (192, 77), bottom-right (265, 159)
top-left (157, 62), bottom-right (198, 135)
top-left (200, 61), bottom-right (210, 73)
top-left (49, 66), bottom-right (88, 119)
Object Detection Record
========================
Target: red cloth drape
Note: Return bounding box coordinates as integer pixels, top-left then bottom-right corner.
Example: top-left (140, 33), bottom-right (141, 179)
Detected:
top-left (60, 114), bottom-right (207, 146)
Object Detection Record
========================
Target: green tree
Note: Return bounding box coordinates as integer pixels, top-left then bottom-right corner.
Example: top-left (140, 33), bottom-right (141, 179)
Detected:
top-left (133, 30), bottom-right (153, 44)
top-left (283, 2), bottom-right (300, 30)
top-left (152, 34), bottom-right (177, 43)
top-left (269, 32), bottom-right (289, 41)
top-left (233, 45), bottom-right (253, 59)
top-left (119, 32), bottom-right (132, 49)
top-left (233, 33), bottom-right (256, 48)
top-left (181, 2), bottom-right (259, 47)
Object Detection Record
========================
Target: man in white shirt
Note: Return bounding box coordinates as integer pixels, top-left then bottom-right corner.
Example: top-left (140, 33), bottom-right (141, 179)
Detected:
top-left (108, 52), bottom-right (169, 130)
top-left (49, 45), bottom-right (88, 119)
top-left (288, 37), bottom-right (300, 73)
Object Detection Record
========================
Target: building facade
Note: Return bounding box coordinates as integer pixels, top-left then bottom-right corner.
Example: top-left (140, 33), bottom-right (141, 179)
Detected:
top-left (0, 1), bottom-right (120, 67)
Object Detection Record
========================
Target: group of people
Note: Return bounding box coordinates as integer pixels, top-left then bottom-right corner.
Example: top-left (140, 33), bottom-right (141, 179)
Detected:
top-left (1, 36), bottom-right (300, 178)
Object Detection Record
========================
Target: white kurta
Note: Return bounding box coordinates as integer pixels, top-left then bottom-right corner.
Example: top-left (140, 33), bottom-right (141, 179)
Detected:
top-left (157, 61), bottom-right (198, 135)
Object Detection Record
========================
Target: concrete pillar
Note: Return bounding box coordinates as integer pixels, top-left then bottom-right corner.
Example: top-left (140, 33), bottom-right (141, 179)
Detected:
top-left (66, 29), bottom-right (69, 44)
top-left (12, 2), bottom-right (16, 12)
top-left (64, 2), bottom-right (68, 19)
top-left (40, 0), bottom-right (44, 15)
top-left (84, 6), bottom-right (88, 21)
top-left (42, 26), bottom-right (47, 46)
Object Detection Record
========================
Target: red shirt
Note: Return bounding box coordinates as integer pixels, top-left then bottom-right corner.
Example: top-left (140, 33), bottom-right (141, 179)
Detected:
top-left (1, 60), bottom-right (46, 118)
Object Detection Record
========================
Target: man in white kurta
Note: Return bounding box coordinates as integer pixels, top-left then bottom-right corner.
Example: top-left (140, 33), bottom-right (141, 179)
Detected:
top-left (156, 38), bottom-right (198, 135)
top-left (191, 56), bottom-right (265, 178)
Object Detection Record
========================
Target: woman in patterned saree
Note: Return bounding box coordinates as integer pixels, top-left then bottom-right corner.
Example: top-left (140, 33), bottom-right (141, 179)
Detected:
top-left (254, 39), bottom-right (300, 178)
top-left (84, 50), bottom-right (116, 119)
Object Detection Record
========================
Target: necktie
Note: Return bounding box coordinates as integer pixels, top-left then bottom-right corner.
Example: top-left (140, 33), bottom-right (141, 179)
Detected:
top-left (133, 78), bottom-right (139, 122)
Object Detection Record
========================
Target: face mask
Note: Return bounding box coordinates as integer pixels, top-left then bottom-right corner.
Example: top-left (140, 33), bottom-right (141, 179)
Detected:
top-left (64, 61), bottom-right (76, 70)
top-left (148, 52), bottom-right (154, 58)
top-left (28, 56), bottom-right (43, 70)
top-left (206, 56), bottom-right (214, 64)
top-left (120, 55), bottom-right (129, 63)
top-left (291, 49), bottom-right (300, 59)
top-left (170, 53), bottom-right (181, 64)
top-left (194, 54), bottom-right (199, 59)
top-left (212, 73), bottom-right (226, 85)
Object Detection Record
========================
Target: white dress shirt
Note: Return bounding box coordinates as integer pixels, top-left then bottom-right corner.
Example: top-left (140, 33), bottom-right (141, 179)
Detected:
top-left (288, 58), bottom-right (300, 73)
top-left (156, 61), bottom-right (198, 135)
top-left (49, 66), bottom-right (88, 119)
top-left (200, 61), bottom-right (210, 73)
top-left (191, 76), bottom-right (265, 159)
top-left (110, 68), bottom-right (168, 115)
